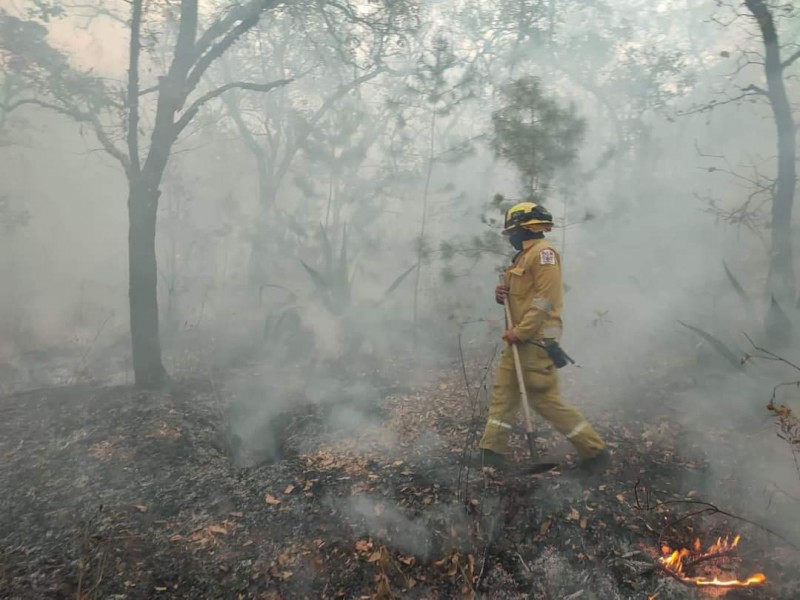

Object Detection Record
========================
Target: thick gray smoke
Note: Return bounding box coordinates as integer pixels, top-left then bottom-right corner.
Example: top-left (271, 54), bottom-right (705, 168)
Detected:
top-left (1, 2), bottom-right (799, 595)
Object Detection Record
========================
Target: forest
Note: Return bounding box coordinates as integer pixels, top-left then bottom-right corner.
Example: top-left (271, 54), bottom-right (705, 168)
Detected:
top-left (0, 0), bottom-right (799, 598)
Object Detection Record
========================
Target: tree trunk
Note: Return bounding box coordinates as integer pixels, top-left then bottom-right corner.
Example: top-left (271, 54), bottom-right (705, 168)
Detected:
top-left (746, 0), bottom-right (797, 303)
top-left (128, 174), bottom-right (166, 388)
top-left (412, 109), bottom-right (437, 334)
top-left (248, 166), bottom-right (277, 288)
top-left (768, 87), bottom-right (796, 301)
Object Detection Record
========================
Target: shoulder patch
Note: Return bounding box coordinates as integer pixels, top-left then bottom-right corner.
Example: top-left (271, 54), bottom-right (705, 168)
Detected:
top-left (539, 248), bottom-right (556, 265)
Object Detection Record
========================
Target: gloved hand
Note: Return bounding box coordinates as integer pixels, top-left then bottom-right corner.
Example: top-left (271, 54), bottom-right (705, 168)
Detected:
top-left (495, 284), bottom-right (509, 305)
top-left (502, 329), bottom-right (521, 344)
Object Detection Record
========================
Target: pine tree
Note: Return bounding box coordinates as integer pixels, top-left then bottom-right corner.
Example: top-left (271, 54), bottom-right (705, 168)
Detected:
top-left (491, 76), bottom-right (585, 196)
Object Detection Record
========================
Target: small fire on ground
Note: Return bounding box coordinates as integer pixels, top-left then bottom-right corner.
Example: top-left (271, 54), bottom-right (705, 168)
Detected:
top-left (657, 535), bottom-right (766, 595)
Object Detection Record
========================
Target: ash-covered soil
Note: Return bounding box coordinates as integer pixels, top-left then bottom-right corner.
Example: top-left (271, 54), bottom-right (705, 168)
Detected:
top-left (0, 360), bottom-right (797, 599)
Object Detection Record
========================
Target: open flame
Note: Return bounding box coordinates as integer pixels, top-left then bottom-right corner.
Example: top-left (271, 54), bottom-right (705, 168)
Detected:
top-left (658, 535), bottom-right (766, 590)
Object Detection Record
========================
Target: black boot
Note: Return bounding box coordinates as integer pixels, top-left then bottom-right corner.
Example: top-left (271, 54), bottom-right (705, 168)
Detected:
top-left (469, 449), bottom-right (507, 469)
top-left (579, 448), bottom-right (611, 474)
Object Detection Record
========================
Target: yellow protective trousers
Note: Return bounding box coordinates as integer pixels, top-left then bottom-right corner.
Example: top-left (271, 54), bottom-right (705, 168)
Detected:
top-left (479, 343), bottom-right (605, 459)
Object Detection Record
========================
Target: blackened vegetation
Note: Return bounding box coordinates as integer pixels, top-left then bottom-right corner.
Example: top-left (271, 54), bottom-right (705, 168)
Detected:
top-left (0, 365), bottom-right (797, 599)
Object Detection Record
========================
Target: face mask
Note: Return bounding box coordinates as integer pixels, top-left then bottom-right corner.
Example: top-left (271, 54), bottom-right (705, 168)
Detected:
top-left (509, 231), bottom-right (525, 251)
top-left (509, 228), bottom-right (544, 251)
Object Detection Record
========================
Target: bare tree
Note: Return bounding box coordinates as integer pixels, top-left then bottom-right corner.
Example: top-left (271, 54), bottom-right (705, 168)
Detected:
top-left (120, 0), bottom-right (289, 386)
top-left (0, 1), bottom-right (293, 386)
top-left (681, 0), bottom-right (798, 345)
top-left (742, 0), bottom-right (798, 308)
top-left (216, 3), bottom-right (414, 287)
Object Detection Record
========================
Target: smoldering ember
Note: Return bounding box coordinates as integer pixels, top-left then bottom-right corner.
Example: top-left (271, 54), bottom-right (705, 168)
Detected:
top-left (0, 1), bottom-right (799, 599)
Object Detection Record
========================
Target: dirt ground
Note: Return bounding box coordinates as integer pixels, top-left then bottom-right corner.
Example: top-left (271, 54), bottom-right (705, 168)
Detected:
top-left (0, 354), bottom-right (798, 599)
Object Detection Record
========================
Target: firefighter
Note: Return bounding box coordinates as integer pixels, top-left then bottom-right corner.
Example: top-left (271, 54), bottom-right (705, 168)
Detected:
top-left (476, 201), bottom-right (609, 470)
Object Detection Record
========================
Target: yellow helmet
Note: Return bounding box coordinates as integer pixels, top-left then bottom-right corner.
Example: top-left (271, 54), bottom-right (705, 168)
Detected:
top-left (502, 201), bottom-right (553, 235)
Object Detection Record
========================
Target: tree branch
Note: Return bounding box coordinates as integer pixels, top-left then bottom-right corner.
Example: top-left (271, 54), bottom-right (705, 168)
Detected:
top-left (634, 481), bottom-right (800, 550)
top-left (272, 66), bottom-right (386, 186)
top-left (4, 98), bottom-right (80, 120)
top-left (175, 78), bottom-right (293, 134)
top-left (743, 333), bottom-right (800, 372)
top-left (87, 112), bottom-right (131, 171)
top-left (217, 59), bottom-right (268, 163)
top-left (138, 84), bottom-right (159, 97)
top-left (5, 98), bottom-right (130, 170)
top-left (192, 0), bottom-right (264, 60)
top-left (677, 89), bottom-right (767, 117)
top-left (184, 0), bottom-right (279, 102)
top-left (742, 83), bottom-right (769, 96)
top-left (782, 47), bottom-right (800, 69)
top-left (172, 0), bottom-right (199, 78)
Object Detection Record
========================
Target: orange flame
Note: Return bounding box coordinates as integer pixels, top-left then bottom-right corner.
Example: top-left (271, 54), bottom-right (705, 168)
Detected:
top-left (694, 573), bottom-right (766, 587)
top-left (657, 535), bottom-right (765, 590)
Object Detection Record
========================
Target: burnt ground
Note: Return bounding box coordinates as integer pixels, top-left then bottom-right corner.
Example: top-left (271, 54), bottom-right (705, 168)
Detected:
top-left (0, 357), bottom-right (798, 600)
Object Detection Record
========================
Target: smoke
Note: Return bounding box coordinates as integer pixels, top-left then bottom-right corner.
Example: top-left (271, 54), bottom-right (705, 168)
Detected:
top-left (342, 495), bottom-right (437, 558)
top-left (1, 0), bottom-right (799, 567)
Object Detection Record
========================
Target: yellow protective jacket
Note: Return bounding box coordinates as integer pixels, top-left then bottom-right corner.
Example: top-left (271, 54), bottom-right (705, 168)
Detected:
top-left (503, 237), bottom-right (563, 342)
